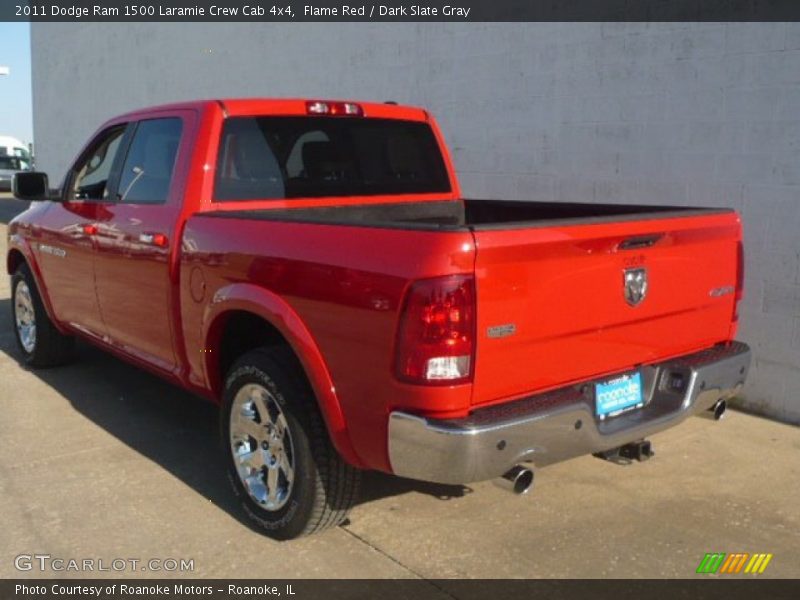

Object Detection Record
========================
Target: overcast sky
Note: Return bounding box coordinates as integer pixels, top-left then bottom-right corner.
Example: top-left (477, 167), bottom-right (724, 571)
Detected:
top-left (0, 23), bottom-right (33, 144)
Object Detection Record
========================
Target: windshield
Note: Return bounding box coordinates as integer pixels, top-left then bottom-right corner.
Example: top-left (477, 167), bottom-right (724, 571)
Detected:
top-left (214, 117), bottom-right (451, 201)
top-left (0, 156), bottom-right (23, 170)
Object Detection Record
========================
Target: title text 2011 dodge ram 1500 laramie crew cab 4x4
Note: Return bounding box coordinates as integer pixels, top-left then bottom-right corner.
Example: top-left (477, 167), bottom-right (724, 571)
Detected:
top-left (9, 99), bottom-right (750, 539)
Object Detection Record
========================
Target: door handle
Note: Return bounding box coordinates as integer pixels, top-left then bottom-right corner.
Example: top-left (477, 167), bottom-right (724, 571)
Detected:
top-left (82, 223), bottom-right (98, 235)
top-left (138, 232), bottom-right (169, 248)
top-left (619, 234), bottom-right (663, 250)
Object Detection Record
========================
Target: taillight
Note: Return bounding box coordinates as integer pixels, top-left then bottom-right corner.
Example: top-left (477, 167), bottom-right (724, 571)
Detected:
top-left (306, 100), bottom-right (364, 117)
top-left (394, 275), bottom-right (475, 385)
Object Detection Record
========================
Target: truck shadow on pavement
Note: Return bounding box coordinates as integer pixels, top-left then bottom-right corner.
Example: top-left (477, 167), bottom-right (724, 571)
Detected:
top-left (0, 298), bottom-right (470, 535)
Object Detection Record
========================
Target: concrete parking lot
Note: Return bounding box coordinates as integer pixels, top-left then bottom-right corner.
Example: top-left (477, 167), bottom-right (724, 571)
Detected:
top-left (0, 192), bottom-right (798, 579)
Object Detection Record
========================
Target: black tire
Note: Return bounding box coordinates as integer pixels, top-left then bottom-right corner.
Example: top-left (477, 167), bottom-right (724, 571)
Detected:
top-left (11, 264), bottom-right (75, 367)
top-left (221, 347), bottom-right (360, 539)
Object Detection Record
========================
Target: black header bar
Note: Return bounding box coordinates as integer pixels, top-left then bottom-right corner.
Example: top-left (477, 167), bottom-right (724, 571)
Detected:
top-left (3, 0), bottom-right (800, 22)
top-left (4, 579), bottom-right (800, 600)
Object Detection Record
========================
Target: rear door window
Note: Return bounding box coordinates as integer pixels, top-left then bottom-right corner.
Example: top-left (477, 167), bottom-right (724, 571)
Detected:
top-left (117, 118), bottom-right (183, 205)
top-left (214, 116), bottom-right (451, 201)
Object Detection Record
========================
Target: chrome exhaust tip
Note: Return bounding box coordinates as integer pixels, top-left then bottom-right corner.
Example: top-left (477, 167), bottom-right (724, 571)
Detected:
top-left (701, 399), bottom-right (727, 421)
top-left (494, 465), bottom-right (534, 495)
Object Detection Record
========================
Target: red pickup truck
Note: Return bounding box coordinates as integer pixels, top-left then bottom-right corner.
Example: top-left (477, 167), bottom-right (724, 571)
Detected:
top-left (8, 99), bottom-right (750, 539)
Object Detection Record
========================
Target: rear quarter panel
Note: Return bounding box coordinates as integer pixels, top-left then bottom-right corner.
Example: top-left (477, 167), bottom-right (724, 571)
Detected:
top-left (180, 216), bottom-right (475, 471)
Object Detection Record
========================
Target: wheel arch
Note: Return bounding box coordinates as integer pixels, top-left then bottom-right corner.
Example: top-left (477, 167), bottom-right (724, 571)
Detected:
top-left (202, 283), bottom-right (364, 468)
top-left (6, 241), bottom-right (66, 334)
top-left (7, 247), bottom-right (26, 276)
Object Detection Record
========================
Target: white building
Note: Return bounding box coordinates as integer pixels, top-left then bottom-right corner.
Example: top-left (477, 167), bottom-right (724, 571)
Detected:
top-left (29, 22), bottom-right (800, 424)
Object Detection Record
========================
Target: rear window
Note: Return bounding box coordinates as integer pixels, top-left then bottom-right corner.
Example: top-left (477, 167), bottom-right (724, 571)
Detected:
top-left (214, 117), bottom-right (451, 201)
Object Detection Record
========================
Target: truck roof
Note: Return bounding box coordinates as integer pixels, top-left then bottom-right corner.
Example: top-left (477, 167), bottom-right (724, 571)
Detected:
top-left (114, 98), bottom-right (430, 122)
top-left (0, 135), bottom-right (27, 148)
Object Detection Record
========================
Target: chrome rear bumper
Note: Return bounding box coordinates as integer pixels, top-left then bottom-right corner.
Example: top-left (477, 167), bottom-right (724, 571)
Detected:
top-left (388, 342), bottom-right (751, 485)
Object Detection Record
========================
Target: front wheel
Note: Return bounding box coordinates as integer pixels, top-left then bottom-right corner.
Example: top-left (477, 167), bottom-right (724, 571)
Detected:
top-left (221, 347), bottom-right (360, 539)
top-left (11, 264), bottom-right (75, 367)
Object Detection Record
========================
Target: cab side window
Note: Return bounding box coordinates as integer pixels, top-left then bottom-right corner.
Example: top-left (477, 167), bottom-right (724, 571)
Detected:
top-left (70, 127), bottom-right (126, 201)
top-left (117, 118), bottom-right (183, 205)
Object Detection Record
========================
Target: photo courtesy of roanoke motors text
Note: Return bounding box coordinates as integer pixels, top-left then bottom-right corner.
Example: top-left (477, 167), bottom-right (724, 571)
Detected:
top-left (0, 1), bottom-right (799, 599)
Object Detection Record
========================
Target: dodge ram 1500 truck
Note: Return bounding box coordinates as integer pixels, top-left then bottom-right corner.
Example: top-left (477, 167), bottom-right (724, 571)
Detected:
top-left (9, 99), bottom-right (750, 539)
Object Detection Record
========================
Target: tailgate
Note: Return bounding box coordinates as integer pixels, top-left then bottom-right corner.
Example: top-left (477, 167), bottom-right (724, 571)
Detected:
top-left (470, 211), bottom-right (742, 406)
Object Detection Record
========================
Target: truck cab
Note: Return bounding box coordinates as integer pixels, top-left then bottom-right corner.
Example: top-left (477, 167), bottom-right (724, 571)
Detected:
top-left (0, 135), bottom-right (32, 191)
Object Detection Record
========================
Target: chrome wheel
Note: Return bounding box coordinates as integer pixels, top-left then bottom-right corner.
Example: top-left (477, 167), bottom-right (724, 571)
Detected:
top-left (229, 383), bottom-right (295, 511)
top-left (14, 280), bottom-right (36, 354)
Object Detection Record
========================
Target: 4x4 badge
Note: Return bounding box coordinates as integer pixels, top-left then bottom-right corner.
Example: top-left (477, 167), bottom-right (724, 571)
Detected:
top-left (624, 267), bottom-right (648, 306)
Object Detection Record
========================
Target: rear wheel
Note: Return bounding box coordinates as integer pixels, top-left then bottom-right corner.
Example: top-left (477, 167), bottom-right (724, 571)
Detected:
top-left (11, 265), bottom-right (75, 367)
top-left (222, 347), bottom-right (360, 539)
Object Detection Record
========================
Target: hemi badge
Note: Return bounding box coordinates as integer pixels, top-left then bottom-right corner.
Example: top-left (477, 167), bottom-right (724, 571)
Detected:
top-left (39, 244), bottom-right (66, 258)
top-left (487, 324), bottom-right (516, 339)
top-left (709, 285), bottom-right (735, 297)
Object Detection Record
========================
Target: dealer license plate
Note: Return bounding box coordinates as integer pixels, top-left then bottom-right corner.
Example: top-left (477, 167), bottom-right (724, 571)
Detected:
top-left (595, 372), bottom-right (644, 419)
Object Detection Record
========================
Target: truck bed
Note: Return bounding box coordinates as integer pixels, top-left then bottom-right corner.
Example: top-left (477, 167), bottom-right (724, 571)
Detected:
top-left (196, 198), bottom-right (740, 408)
top-left (199, 199), bottom-right (730, 231)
